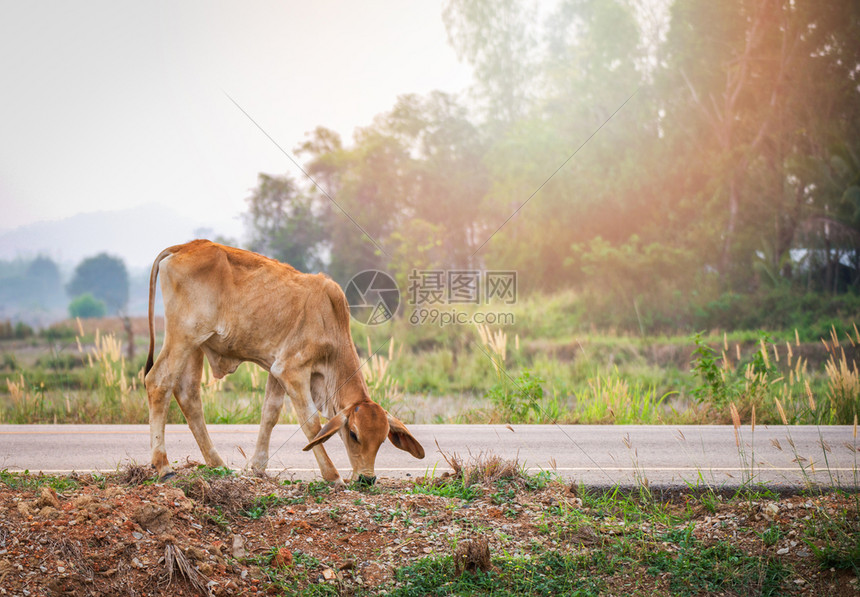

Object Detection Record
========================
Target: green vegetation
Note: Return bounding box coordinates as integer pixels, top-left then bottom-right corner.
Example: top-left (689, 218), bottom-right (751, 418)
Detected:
top-left (645, 526), bottom-right (789, 596)
top-left (387, 551), bottom-right (607, 597)
top-left (0, 309), bottom-right (857, 425)
top-left (67, 293), bottom-right (107, 319)
top-left (236, 0), bottom-right (860, 342)
top-left (65, 253), bottom-right (129, 315)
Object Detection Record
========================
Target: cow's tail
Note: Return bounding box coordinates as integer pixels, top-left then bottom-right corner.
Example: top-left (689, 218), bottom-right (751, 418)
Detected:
top-left (144, 247), bottom-right (175, 377)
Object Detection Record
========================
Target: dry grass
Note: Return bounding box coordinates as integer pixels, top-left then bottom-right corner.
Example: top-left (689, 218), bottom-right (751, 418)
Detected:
top-left (119, 462), bottom-right (153, 486)
top-left (362, 337), bottom-right (402, 410)
top-left (437, 442), bottom-right (523, 487)
top-left (453, 537), bottom-right (492, 575)
top-left (476, 323), bottom-right (507, 374)
top-left (178, 475), bottom-right (252, 514)
top-left (161, 538), bottom-right (210, 594)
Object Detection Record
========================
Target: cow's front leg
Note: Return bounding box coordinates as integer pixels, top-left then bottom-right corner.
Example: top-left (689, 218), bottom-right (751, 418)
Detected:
top-left (277, 373), bottom-right (344, 485)
top-left (250, 372), bottom-right (286, 474)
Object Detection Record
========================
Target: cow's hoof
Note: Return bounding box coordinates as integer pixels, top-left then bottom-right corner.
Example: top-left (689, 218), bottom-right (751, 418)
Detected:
top-left (158, 471), bottom-right (175, 482)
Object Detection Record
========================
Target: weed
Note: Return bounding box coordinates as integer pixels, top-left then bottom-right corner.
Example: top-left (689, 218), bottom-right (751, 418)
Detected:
top-left (385, 550), bottom-right (607, 596)
top-left (646, 526), bottom-right (790, 595)
top-left (485, 369), bottom-right (546, 423)
top-left (757, 523), bottom-right (783, 547)
top-left (803, 500), bottom-right (860, 574)
top-left (0, 469), bottom-right (79, 492)
top-left (242, 493), bottom-right (288, 519)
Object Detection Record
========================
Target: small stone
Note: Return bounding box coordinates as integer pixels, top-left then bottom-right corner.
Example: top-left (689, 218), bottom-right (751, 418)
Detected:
top-left (57, 566), bottom-right (65, 573)
top-left (132, 532), bottom-right (143, 540)
top-left (231, 534), bottom-right (248, 559)
top-left (777, 547), bottom-right (790, 555)
top-left (322, 568), bottom-right (336, 581)
top-left (131, 557), bottom-right (143, 569)
top-left (132, 504), bottom-right (172, 534)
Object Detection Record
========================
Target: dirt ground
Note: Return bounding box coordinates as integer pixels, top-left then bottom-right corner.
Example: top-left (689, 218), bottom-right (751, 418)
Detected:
top-left (0, 460), bottom-right (857, 596)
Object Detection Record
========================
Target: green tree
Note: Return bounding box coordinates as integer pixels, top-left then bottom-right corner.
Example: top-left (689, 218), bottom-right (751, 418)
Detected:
top-left (244, 173), bottom-right (327, 272)
top-left (66, 254), bottom-right (129, 314)
top-left (68, 293), bottom-right (107, 319)
top-left (25, 256), bottom-right (63, 309)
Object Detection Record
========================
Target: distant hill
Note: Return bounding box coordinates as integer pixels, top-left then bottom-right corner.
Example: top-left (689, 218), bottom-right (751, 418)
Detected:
top-left (0, 203), bottom-right (242, 269)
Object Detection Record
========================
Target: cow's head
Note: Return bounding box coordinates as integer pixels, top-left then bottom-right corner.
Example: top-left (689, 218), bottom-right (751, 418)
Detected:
top-left (302, 401), bottom-right (424, 484)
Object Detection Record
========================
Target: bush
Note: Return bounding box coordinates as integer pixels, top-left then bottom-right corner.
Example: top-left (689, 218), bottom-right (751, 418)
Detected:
top-left (0, 320), bottom-right (34, 340)
top-left (68, 293), bottom-right (107, 319)
top-left (693, 289), bottom-right (860, 339)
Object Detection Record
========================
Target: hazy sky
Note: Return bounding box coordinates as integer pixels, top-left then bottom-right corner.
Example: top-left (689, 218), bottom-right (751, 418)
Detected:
top-left (0, 1), bottom-right (472, 236)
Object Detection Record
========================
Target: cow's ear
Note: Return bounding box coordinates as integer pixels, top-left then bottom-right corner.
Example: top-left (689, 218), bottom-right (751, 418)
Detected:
top-left (387, 414), bottom-right (425, 459)
top-left (303, 411), bottom-right (347, 451)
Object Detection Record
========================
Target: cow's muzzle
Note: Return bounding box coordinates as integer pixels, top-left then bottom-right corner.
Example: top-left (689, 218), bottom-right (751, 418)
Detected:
top-left (357, 474), bottom-right (377, 486)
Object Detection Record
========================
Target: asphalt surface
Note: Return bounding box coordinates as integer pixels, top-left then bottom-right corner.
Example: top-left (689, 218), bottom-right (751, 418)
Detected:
top-left (0, 424), bottom-right (856, 489)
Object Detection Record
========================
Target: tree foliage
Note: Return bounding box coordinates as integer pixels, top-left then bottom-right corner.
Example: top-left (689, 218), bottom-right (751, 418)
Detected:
top-left (241, 0), bottom-right (860, 332)
top-left (0, 256), bottom-right (64, 311)
top-left (66, 254), bottom-right (129, 314)
top-left (244, 173), bottom-right (327, 273)
top-left (68, 293), bottom-right (107, 319)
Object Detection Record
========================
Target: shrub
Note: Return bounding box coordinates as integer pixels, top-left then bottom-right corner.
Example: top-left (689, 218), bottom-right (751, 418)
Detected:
top-left (68, 293), bottom-right (107, 319)
top-left (0, 320), bottom-right (34, 340)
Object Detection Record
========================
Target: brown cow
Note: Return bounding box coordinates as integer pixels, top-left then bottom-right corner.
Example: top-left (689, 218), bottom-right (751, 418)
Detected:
top-left (143, 240), bottom-right (424, 484)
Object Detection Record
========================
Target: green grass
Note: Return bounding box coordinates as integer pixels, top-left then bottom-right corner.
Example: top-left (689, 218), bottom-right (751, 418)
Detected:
top-left (802, 496), bottom-right (860, 573)
top-left (254, 550), bottom-right (341, 596)
top-left (410, 475), bottom-right (482, 501)
top-left (645, 526), bottom-right (789, 596)
top-left (384, 550), bottom-right (609, 596)
top-left (0, 469), bottom-right (80, 492)
top-left (1, 304), bottom-right (857, 425)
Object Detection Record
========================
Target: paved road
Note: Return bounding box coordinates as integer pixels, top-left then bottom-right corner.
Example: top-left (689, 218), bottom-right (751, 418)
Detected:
top-left (0, 424), bottom-right (856, 488)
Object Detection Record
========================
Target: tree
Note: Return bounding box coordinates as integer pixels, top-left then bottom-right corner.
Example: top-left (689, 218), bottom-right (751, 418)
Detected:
top-left (66, 254), bottom-right (129, 314)
top-left (68, 293), bottom-right (107, 319)
top-left (443, 0), bottom-right (539, 125)
top-left (244, 173), bottom-right (328, 272)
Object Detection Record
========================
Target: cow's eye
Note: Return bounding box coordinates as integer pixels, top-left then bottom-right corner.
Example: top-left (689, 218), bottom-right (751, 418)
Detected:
top-left (349, 430), bottom-right (358, 443)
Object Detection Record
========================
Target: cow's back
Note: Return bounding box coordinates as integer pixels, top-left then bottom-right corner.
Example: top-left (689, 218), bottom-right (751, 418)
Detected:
top-left (158, 240), bottom-right (352, 372)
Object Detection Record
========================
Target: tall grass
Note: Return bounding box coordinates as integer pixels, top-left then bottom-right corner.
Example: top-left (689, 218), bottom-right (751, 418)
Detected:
top-left (0, 318), bottom-right (857, 426)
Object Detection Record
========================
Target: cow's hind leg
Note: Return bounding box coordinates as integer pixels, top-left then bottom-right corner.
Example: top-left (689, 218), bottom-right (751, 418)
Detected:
top-left (173, 348), bottom-right (226, 470)
top-left (249, 372), bottom-right (286, 474)
top-left (145, 348), bottom-right (180, 479)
